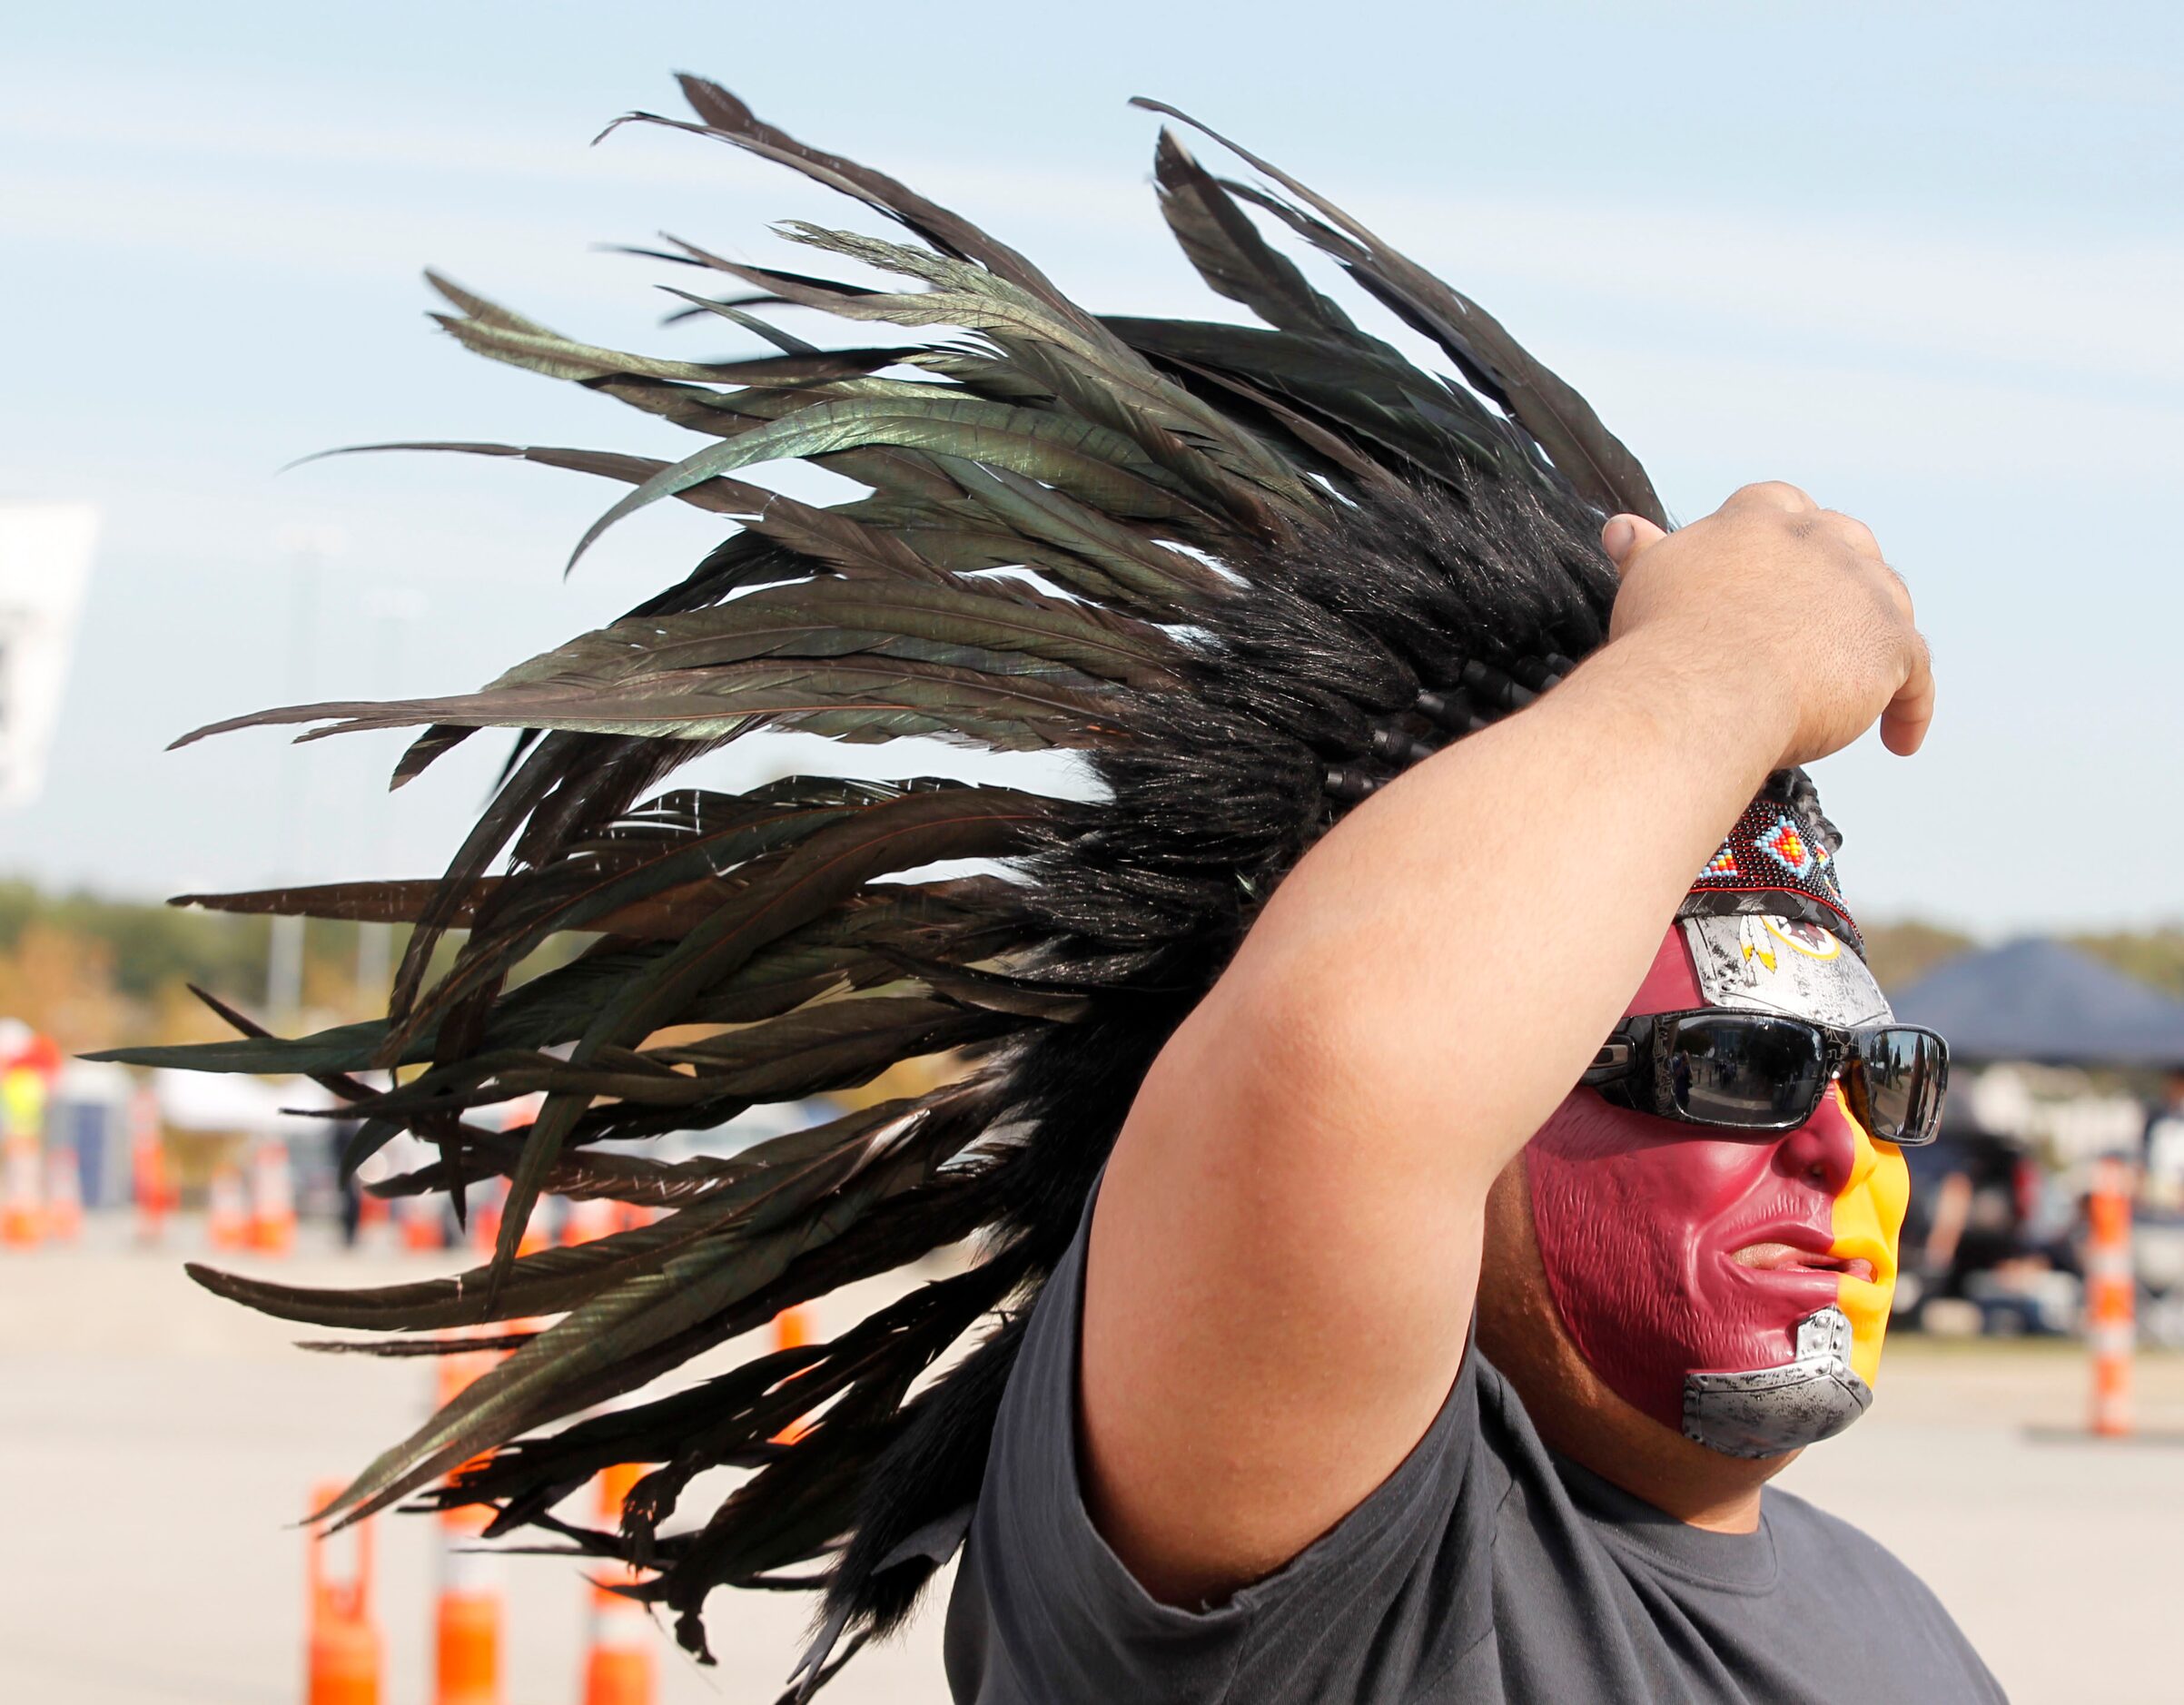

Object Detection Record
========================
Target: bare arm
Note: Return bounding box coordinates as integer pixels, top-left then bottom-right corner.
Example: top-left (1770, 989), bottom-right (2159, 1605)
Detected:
top-left (1080, 483), bottom-right (1934, 1602)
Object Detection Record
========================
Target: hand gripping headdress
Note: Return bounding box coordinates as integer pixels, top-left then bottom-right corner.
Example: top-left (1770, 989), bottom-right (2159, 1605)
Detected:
top-left (101, 76), bottom-right (1839, 1696)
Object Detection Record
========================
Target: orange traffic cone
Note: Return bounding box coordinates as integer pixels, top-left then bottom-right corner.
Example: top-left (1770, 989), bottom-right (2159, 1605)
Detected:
top-left (44, 1138), bottom-right (82, 1245)
top-left (580, 1460), bottom-right (656, 1705)
top-left (207, 1163), bottom-right (249, 1251)
top-left (774, 1305), bottom-right (815, 1355)
top-left (250, 1138), bottom-right (296, 1255)
top-left (561, 1193), bottom-right (617, 1247)
top-left (434, 1335), bottom-right (506, 1705)
top-left (2088, 1155), bottom-right (2136, 1438)
top-left (770, 1306), bottom-right (820, 1444)
top-left (470, 1181), bottom-right (503, 1257)
top-left (400, 1191), bottom-right (443, 1252)
top-left (489, 1099), bottom-right (553, 1257)
top-left (131, 1087), bottom-right (171, 1247)
top-left (434, 1553), bottom-right (502, 1705)
top-left (306, 1483), bottom-right (383, 1705)
top-left (355, 1188), bottom-right (390, 1247)
top-left (1, 1131), bottom-right (43, 1249)
top-left (473, 1184), bottom-right (549, 1258)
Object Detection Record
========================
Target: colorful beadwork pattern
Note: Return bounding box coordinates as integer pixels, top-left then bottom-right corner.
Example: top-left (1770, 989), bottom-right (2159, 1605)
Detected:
top-left (1683, 793), bottom-right (1861, 953)
top-left (1758, 818), bottom-right (1810, 874)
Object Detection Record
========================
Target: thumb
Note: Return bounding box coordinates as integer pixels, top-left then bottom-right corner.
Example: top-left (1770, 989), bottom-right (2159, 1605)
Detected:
top-left (1600, 513), bottom-right (1668, 570)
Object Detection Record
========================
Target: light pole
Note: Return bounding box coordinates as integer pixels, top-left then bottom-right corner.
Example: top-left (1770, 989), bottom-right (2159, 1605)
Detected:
top-left (266, 526), bottom-right (342, 1027)
top-left (354, 586), bottom-right (425, 1006)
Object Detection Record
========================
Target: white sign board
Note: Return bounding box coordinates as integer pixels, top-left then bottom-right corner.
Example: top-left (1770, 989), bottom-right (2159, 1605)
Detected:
top-left (0, 503), bottom-right (97, 808)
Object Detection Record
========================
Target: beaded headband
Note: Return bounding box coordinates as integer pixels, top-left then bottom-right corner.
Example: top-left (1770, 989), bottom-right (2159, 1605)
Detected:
top-left (1322, 684), bottom-right (1863, 956)
top-left (1678, 790), bottom-right (1862, 956)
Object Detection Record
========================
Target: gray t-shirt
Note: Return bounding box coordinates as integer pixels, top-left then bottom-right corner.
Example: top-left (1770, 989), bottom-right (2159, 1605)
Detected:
top-left (944, 1206), bottom-right (2004, 1703)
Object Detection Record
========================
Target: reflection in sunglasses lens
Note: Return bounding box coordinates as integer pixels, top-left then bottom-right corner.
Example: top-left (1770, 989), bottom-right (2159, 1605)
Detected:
top-left (1669, 1014), bottom-right (1823, 1127)
top-left (1857, 1030), bottom-right (1945, 1145)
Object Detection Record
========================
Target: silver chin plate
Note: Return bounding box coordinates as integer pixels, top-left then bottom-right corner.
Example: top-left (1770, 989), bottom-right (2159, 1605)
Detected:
top-left (1681, 1306), bottom-right (1873, 1459)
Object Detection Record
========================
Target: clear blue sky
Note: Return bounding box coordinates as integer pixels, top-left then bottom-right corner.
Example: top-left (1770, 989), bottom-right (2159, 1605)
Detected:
top-left (3, 2), bottom-right (2179, 931)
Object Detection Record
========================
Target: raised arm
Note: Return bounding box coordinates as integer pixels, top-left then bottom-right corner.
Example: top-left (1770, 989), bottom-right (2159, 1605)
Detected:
top-left (1079, 482), bottom-right (1934, 1602)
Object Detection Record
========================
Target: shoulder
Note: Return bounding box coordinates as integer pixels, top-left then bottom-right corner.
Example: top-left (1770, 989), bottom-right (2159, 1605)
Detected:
top-left (1764, 1489), bottom-right (2005, 1698)
top-left (1764, 1486), bottom-right (1942, 1606)
top-left (949, 1201), bottom-right (1509, 1703)
top-left (1764, 1487), bottom-right (1910, 1570)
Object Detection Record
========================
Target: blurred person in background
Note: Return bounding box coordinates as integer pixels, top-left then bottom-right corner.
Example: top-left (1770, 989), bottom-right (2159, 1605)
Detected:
top-left (2127, 1073), bottom-right (2184, 1344)
top-left (1910, 1126), bottom-right (2077, 1337)
top-left (2142, 1070), bottom-right (2184, 1208)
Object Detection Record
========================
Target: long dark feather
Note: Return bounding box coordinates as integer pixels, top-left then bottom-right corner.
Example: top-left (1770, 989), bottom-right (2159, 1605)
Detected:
top-left (157, 76), bottom-right (1654, 1697)
top-left (1130, 97), bottom-right (1665, 527)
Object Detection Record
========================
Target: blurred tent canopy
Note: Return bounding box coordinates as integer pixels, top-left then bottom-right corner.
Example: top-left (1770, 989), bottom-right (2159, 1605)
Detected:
top-left (1892, 939), bottom-right (2184, 1069)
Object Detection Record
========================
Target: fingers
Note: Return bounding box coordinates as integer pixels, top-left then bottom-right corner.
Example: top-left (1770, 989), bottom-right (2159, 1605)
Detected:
top-left (1599, 513), bottom-right (1667, 569)
top-left (1721, 483), bottom-right (1883, 566)
top-left (1612, 478), bottom-right (1931, 763)
top-left (1822, 512), bottom-right (1883, 561)
top-left (1872, 560), bottom-right (1928, 754)
top-left (1880, 630), bottom-right (1936, 756)
top-left (1877, 561), bottom-right (1915, 624)
top-left (1720, 480), bottom-right (1818, 516)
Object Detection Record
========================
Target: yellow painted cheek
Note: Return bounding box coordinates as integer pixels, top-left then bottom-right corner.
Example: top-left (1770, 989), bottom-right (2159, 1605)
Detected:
top-left (1831, 1107), bottom-right (1909, 1388)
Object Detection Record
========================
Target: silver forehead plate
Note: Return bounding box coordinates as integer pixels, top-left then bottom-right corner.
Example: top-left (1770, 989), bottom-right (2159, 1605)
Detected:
top-left (1681, 1305), bottom-right (1873, 1458)
top-left (1681, 914), bottom-right (1891, 1030)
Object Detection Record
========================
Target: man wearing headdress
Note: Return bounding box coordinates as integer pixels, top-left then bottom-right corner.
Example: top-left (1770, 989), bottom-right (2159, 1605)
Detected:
top-left (947, 487), bottom-right (1997, 1702)
top-left (121, 78), bottom-right (1996, 1705)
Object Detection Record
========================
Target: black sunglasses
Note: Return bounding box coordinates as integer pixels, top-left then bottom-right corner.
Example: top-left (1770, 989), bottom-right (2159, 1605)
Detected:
top-left (1581, 1009), bottom-right (1949, 1147)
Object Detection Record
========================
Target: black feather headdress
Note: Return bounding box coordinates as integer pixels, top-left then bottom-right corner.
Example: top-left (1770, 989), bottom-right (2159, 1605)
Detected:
top-left (98, 77), bottom-right (1667, 1695)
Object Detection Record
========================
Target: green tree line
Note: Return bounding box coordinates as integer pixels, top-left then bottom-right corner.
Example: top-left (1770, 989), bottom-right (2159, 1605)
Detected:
top-left (1, 878), bottom-right (2178, 1052)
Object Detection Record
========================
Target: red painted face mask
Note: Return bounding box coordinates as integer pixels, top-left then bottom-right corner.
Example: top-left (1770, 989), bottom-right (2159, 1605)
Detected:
top-left (1525, 922), bottom-right (1910, 1457)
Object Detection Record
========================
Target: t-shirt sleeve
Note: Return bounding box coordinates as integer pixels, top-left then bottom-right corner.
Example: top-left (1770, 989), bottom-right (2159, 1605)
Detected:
top-left (942, 1196), bottom-right (1494, 1705)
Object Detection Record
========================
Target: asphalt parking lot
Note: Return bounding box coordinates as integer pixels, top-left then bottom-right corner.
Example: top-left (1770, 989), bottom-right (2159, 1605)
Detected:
top-left (5, 1223), bottom-right (2181, 1703)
